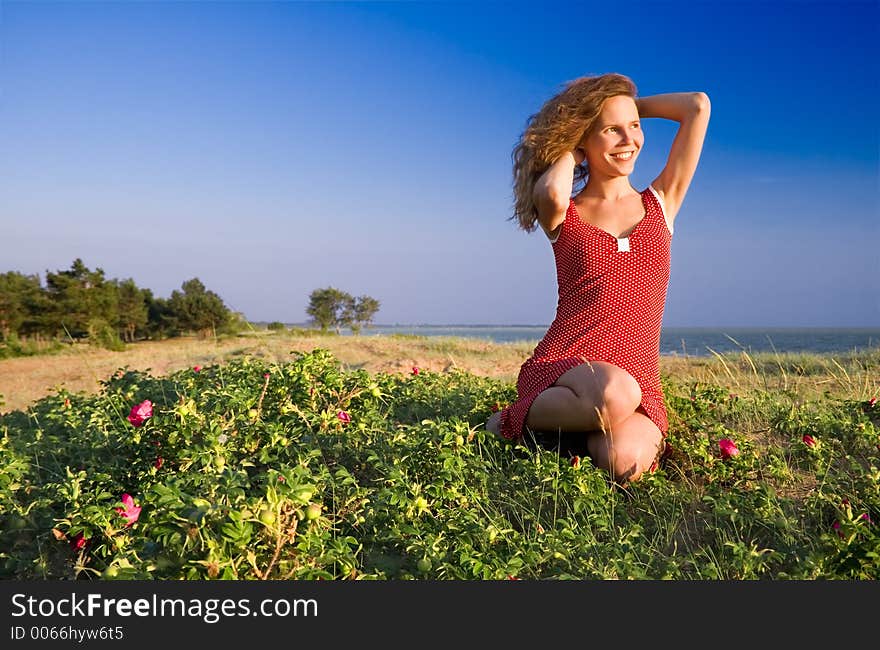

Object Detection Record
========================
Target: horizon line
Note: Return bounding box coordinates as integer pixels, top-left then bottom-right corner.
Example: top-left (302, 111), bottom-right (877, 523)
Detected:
top-left (254, 322), bottom-right (880, 330)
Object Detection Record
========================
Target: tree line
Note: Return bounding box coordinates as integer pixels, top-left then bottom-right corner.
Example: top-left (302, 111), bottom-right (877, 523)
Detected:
top-left (0, 258), bottom-right (240, 344)
top-left (0, 260), bottom-right (384, 347)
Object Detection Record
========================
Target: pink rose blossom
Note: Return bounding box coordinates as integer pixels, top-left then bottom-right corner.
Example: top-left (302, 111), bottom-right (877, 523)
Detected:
top-left (193, 365), bottom-right (201, 372)
top-left (869, 397), bottom-right (877, 407)
top-left (337, 410), bottom-right (351, 424)
top-left (154, 457), bottom-right (163, 469)
top-left (69, 532), bottom-right (88, 551)
top-left (832, 520), bottom-right (844, 538)
top-left (264, 372), bottom-right (270, 379)
top-left (114, 493), bottom-right (142, 527)
top-left (802, 434), bottom-right (816, 448)
top-left (127, 400), bottom-right (153, 427)
top-left (412, 366), bottom-right (420, 375)
top-left (718, 438), bottom-right (740, 459)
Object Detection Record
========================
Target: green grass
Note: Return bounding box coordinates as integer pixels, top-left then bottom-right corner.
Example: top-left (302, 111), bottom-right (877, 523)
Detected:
top-left (0, 347), bottom-right (877, 579)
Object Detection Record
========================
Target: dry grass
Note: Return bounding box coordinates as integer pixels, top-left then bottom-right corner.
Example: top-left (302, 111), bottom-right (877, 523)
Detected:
top-left (0, 332), bottom-right (533, 414)
top-left (1, 331), bottom-right (876, 415)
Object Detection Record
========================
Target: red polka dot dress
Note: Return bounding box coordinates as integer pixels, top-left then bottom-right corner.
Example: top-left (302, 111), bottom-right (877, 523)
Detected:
top-left (499, 185), bottom-right (672, 442)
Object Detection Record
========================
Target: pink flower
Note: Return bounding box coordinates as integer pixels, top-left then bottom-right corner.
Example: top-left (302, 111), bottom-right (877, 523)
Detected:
top-left (69, 532), bottom-right (88, 551)
top-left (277, 475), bottom-right (285, 482)
top-left (832, 520), bottom-right (844, 538)
top-left (154, 457), bottom-right (163, 469)
top-left (114, 494), bottom-right (142, 527)
top-left (127, 400), bottom-right (153, 427)
top-left (869, 397), bottom-right (877, 407)
top-left (718, 438), bottom-right (740, 459)
top-left (264, 372), bottom-right (270, 379)
top-left (861, 513), bottom-right (872, 524)
top-left (570, 455), bottom-right (580, 468)
top-left (337, 410), bottom-right (351, 424)
top-left (802, 434), bottom-right (816, 448)
top-left (193, 365), bottom-right (201, 372)
top-left (412, 366), bottom-right (420, 375)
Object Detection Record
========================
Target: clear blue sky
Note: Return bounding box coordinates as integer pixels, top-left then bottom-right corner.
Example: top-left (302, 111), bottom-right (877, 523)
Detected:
top-left (1, 0), bottom-right (877, 327)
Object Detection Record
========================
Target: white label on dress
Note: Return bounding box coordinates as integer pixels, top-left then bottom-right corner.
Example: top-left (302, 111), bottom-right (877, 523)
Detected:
top-left (617, 237), bottom-right (630, 252)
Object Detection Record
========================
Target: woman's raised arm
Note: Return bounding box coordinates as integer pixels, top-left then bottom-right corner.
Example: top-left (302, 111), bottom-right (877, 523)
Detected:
top-left (637, 92), bottom-right (711, 224)
top-left (532, 149), bottom-right (582, 235)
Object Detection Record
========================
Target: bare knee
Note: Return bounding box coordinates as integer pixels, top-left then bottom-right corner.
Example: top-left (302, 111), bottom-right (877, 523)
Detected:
top-left (599, 370), bottom-right (642, 427)
top-left (555, 361), bottom-right (642, 431)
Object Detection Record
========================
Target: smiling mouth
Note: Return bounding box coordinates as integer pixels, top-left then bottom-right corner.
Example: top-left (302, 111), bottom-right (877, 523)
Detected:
top-left (610, 151), bottom-right (634, 160)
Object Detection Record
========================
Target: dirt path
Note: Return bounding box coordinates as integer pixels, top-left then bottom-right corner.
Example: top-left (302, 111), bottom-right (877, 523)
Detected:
top-left (0, 333), bottom-right (531, 415)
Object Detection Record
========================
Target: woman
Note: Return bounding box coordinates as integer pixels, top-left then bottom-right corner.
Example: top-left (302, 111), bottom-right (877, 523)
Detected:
top-left (486, 73), bottom-right (711, 483)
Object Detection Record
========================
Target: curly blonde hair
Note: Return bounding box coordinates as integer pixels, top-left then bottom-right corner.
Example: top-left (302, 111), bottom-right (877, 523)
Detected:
top-left (510, 72), bottom-right (638, 232)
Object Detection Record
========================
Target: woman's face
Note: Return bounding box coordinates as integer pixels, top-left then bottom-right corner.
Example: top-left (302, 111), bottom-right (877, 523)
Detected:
top-left (579, 95), bottom-right (643, 174)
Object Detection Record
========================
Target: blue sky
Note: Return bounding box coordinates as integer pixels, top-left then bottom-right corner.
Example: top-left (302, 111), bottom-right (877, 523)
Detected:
top-left (1, 0), bottom-right (877, 327)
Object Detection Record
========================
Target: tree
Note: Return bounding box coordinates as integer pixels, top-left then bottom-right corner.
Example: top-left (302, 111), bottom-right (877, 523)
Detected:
top-left (306, 287), bottom-right (350, 333)
top-left (306, 287), bottom-right (381, 334)
top-left (167, 278), bottom-right (232, 338)
top-left (44, 259), bottom-right (118, 340)
top-left (0, 271), bottom-right (44, 340)
top-left (114, 278), bottom-right (149, 342)
top-left (143, 290), bottom-right (177, 339)
top-left (340, 295), bottom-right (381, 335)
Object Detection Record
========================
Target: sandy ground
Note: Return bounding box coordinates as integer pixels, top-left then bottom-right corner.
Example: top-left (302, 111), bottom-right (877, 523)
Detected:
top-left (0, 333), bottom-right (532, 415)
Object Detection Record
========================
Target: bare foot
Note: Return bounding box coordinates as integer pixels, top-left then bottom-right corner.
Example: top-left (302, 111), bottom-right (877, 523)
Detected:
top-left (485, 411), bottom-right (503, 438)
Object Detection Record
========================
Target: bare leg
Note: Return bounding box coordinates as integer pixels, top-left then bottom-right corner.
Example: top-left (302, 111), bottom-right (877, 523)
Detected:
top-left (527, 361), bottom-right (642, 433)
top-left (485, 361), bottom-right (641, 440)
top-left (587, 406), bottom-right (664, 483)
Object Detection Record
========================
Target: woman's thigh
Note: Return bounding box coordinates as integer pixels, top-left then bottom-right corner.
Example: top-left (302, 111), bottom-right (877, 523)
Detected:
top-left (552, 360), bottom-right (643, 426)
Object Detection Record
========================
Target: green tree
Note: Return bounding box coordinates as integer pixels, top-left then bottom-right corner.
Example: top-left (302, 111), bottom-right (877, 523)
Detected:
top-left (144, 290), bottom-right (177, 339)
top-left (44, 259), bottom-right (118, 340)
top-left (306, 288), bottom-right (381, 334)
top-left (340, 295), bottom-right (381, 335)
top-left (167, 278), bottom-right (232, 338)
top-left (306, 287), bottom-right (350, 333)
top-left (114, 278), bottom-right (149, 342)
top-left (0, 271), bottom-right (45, 340)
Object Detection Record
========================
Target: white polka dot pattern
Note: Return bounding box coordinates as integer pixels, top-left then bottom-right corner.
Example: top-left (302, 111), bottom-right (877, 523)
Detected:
top-left (500, 187), bottom-right (673, 440)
